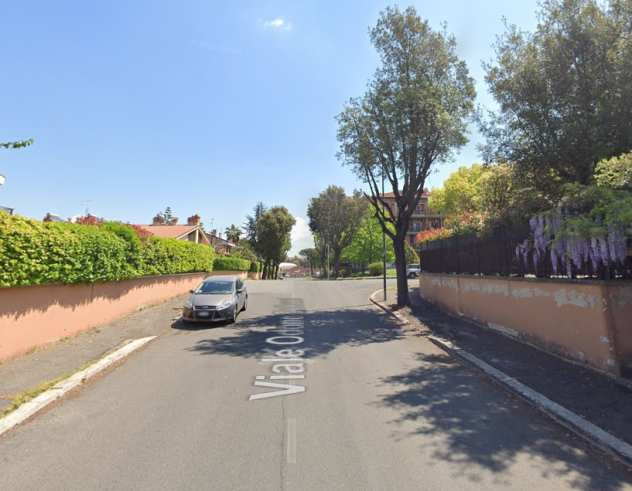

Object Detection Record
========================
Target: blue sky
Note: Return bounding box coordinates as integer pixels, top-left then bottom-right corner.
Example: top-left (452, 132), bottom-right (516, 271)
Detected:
top-left (0, 1), bottom-right (538, 253)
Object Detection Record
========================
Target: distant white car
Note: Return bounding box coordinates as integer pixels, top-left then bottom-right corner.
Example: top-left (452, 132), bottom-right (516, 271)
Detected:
top-left (406, 264), bottom-right (421, 278)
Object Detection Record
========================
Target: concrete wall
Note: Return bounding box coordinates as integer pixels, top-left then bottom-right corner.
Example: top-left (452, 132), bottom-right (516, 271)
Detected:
top-left (0, 273), bottom-right (208, 362)
top-left (418, 273), bottom-right (632, 377)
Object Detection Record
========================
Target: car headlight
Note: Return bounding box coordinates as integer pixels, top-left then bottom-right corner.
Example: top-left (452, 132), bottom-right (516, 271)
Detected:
top-left (217, 299), bottom-right (233, 310)
top-left (184, 299), bottom-right (193, 309)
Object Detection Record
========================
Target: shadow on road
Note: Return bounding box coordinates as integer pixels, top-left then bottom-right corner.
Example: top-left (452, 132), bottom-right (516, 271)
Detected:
top-left (185, 307), bottom-right (402, 360)
top-left (376, 350), bottom-right (632, 490)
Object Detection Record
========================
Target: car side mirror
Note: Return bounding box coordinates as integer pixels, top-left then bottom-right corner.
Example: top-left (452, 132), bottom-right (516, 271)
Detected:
top-left (189, 289), bottom-right (195, 293)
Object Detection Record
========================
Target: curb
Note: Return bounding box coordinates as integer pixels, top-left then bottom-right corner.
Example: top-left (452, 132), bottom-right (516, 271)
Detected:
top-left (428, 335), bottom-right (632, 468)
top-left (369, 290), bottom-right (409, 325)
top-left (0, 336), bottom-right (157, 438)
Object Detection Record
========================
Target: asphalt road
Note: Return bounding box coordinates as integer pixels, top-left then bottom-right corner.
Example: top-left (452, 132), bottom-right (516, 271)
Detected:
top-left (1, 278), bottom-right (631, 490)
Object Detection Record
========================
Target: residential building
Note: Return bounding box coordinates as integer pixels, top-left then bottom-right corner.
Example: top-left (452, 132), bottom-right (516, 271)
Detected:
top-left (137, 214), bottom-right (210, 245)
top-left (0, 206), bottom-right (14, 215)
top-left (380, 191), bottom-right (443, 246)
top-left (137, 214), bottom-right (236, 255)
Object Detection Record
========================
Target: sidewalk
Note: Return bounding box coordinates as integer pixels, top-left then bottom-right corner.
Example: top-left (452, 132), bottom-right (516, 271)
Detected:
top-left (0, 295), bottom-right (185, 415)
top-left (404, 287), bottom-right (632, 448)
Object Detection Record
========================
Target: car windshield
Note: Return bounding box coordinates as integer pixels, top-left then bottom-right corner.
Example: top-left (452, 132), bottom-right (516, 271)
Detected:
top-left (196, 281), bottom-right (234, 294)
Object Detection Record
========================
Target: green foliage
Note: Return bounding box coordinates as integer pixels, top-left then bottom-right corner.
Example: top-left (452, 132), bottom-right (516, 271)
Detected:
top-left (404, 241), bottom-right (419, 265)
top-left (429, 165), bottom-right (488, 218)
top-left (140, 237), bottom-right (214, 276)
top-left (0, 212), bottom-right (214, 288)
top-left (368, 262), bottom-right (384, 276)
top-left (557, 184), bottom-right (632, 239)
top-left (232, 241), bottom-right (258, 262)
top-left (594, 151), bottom-right (632, 191)
top-left (341, 210), bottom-right (394, 268)
top-left (0, 139), bottom-right (34, 149)
top-left (213, 255), bottom-right (251, 272)
top-left (255, 206), bottom-right (295, 266)
top-left (482, 0), bottom-right (632, 188)
top-left (225, 224), bottom-right (242, 244)
top-left (308, 186), bottom-right (367, 276)
top-left (249, 261), bottom-right (261, 273)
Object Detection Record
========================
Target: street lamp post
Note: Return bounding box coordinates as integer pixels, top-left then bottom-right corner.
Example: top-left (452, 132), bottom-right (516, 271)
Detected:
top-left (382, 166), bottom-right (387, 302)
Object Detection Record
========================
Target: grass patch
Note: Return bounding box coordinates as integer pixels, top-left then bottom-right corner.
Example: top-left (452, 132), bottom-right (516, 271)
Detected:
top-left (0, 359), bottom-right (96, 418)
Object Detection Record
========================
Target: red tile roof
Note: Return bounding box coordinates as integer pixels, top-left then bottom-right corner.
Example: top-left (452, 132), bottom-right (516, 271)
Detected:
top-left (136, 225), bottom-right (197, 239)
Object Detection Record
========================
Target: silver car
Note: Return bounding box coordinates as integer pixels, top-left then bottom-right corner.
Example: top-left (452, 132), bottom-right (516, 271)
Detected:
top-left (182, 276), bottom-right (248, 323)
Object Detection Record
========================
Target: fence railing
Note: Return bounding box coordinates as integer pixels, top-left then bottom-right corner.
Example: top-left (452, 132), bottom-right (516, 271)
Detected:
top-left (419, 230), bottom-right (632, 280)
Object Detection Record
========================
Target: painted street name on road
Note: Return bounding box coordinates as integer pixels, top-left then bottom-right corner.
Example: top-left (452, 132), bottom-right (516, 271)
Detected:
top-left (249, 299), bottom-right (307, 401)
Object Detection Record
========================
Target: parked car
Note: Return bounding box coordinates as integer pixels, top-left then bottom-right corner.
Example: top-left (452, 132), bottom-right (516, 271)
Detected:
top-left (406, 264), bottom-right (421, 278)
top-left (182, 276), bottom-right (247, 323)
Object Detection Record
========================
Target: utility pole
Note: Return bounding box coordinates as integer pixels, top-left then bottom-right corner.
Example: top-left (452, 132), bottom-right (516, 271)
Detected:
top-left (382, 164), bottom-right (387, 302)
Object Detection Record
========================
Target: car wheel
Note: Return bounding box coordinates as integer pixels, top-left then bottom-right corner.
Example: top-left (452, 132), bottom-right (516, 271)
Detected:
top-left (242, 295), bottom-right (248, 312)
top-left (231, 304), bottom-right (238, 323)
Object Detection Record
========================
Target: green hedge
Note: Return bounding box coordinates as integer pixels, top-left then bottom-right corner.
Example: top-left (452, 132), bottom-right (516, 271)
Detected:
top-left (368, 262), bottom-right (384, 276)
top-left (0, 212), bottom-right (215, 288)
top-left (213, 255), bottom-right (252, 272)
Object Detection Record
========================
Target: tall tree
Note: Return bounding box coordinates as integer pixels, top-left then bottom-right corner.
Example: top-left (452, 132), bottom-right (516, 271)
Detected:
top-left (482, 0), bottom-right (632, 190)
top-left (307, 185), bottom-right (367, 278)
top-left (337, 6), bottom-right (476, 305)
top-left (224, 224), bottom-right (242, 244)
top-left (152, 207), bottom-right (178, 225)
top-left (244, 202), bottom-right (267, 249)
top-left (256, 206), bottom-right (295, 279)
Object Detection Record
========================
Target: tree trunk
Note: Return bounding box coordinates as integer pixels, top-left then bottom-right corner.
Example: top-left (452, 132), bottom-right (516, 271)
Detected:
top-left (393, 234), bottom-right (410, 306)
top-left (332, 249), bottom-right (342, 278)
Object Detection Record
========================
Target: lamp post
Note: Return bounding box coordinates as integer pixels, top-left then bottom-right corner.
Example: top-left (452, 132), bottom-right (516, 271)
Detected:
top-left (382, 165), bottom-right (387, 302)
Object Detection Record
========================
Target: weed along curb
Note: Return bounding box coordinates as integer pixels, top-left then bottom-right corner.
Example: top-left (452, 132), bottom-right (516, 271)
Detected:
top-left (0, 336), bottom-right (157, 438)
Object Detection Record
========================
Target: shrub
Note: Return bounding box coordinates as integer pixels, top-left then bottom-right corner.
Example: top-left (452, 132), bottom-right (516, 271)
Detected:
top-left (368, 262), bottom-right (384, 276)
top-left (213, 255), bottom-right (251, 272)
top-left (594, 152), bottom-right (632, 191)
top-left (0, 212), bottom-right (215, 288)
top-left (140, 237), bottom-right (215, 276)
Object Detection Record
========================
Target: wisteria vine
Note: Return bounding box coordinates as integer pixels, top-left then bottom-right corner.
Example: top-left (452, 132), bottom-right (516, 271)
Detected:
top-left (515, 209), bottom-right (628, 276)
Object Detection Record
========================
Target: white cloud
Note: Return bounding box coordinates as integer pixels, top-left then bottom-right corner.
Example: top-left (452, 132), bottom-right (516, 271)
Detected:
top-left (290, 216), bottom-right (313, 255)
top-left (262, 18), bottom-right (292, 31)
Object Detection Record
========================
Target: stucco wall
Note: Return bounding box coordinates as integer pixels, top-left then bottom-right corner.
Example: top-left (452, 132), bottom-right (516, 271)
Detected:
top-left (419, 273), bottom-right (632, 376)
top-left (0, 273), bottom-right (208, 362)
top-left (207, 270), bottom-right (248, 279)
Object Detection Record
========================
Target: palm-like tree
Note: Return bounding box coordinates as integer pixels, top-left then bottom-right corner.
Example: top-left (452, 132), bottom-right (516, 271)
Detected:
top-left (225, 224), bottom-right (242, 244)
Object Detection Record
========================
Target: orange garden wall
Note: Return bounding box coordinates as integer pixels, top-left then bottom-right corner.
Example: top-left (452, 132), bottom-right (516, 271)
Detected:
top-left (0, 273), bottom-right (208, 362)
top-left (418, 273), bottom-right (632, 377)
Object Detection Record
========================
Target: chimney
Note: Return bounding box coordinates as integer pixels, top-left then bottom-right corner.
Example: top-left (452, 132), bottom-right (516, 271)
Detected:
top-left (187, 214), bottom-right (201, 226)
top-left (152, 215), bottom-right (163, 225)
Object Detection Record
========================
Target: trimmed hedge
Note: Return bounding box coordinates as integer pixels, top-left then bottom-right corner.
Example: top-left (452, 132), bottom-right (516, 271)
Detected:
top-left (0, 212), bottom-right (215, 288)
top-left (368, 262), bottom-right (384, 276)
top-left (213, 255), bottom-right (252, 272)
